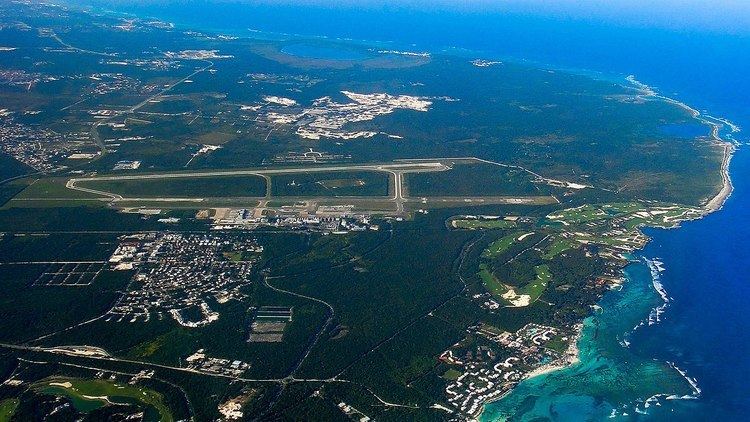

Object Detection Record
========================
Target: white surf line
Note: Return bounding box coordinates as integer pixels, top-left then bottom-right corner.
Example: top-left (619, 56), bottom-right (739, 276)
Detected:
top-left (627, 75), bottom-right (736, 213)
top-left (667, 362), bottom-right (702, 398)
top-left (644, 257), bottom-right (670, 327)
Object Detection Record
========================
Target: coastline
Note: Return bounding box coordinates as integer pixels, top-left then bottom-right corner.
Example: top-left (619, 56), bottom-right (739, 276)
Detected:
top-left (705, 141), bottom-right (734, 212)
top-left (522, 323), bottom-right (582, 380)
top-left (479, 76), bottom-right (739, 420)
top-left (627, 75), bottom-right (736, 214)
top-left (21, 5), bottom-right (741, 416)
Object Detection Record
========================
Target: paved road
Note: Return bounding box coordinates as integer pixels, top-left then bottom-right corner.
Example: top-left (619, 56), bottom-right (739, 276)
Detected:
top-left (0, 341), bottom-right (420, 410)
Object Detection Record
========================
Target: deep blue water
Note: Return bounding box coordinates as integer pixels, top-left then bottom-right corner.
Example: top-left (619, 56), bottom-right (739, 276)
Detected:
top-left (76, 2), bottom-right (750, 419)
top-left (632, 147), bottom-right (750, 419)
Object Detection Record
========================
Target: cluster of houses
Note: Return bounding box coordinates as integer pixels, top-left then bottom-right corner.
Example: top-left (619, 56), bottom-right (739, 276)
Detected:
top-left (106, 232), bottom-right (262, 326)
top-left (0, 109), bottom-right (90, 171)
top-left (440, 323), bottom-right (560, 417)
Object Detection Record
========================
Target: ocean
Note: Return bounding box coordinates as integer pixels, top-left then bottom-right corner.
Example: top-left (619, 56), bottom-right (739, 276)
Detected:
top-left (77, 2), bottom-right (750, 419)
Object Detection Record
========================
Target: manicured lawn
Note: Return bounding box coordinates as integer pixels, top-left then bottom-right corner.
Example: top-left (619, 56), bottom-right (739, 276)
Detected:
top-left (34, 378), bottom-right (173, 422)
top-left (481, 233), bottom-right (522, 258)
top-left (0, 399), bottom-right (19, 422)
top-left (453, 219), bottom-right (516, 230)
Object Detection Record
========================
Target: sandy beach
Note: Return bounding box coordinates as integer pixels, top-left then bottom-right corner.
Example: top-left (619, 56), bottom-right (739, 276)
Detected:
top-left (523, 324), bottom-right (583, 380)
top-left (627, 75), bottom-right (736, 214)
top-left (476, 78), bottom-right (737, 420)
top-left (705, 142), bottom-right (735, 212)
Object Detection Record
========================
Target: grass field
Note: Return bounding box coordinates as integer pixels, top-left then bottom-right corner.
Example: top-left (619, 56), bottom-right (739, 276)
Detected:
top-left (478, 264), bottom-right (510, 298)
top-left (34, 378), bottom-right (173, 421)
top-left (442, 369), bottom-right (462, 380)
top-left (270, 171), bottom-right (389, 197)
top-left (542, 237), bottom-right (579, 259)
top-left (12, 178), bottom-right (101, 200)
top-left (78, 175), bottom-right (267, 198)
top-left (0, 399), bottom-right (18, 422)
top-left (451, 219), bottom-right (516, 230)
top-left (478, 262), bottom-right (551, 307)
top-left (404, 162), bottom-right (543, 197)
top-left (481, 233), bottom-right (522, 258)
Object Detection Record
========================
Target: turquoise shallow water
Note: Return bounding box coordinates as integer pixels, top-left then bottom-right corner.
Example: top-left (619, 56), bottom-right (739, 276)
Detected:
top-left (62, 2), bottom-right (750, 418)
top-left (481, 261), bottom-right (694, 421)
top-left (483, 117), bottom-right (748, 420)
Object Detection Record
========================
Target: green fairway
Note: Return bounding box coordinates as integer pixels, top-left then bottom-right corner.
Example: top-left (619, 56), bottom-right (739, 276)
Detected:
top-left (478, 264), bottom-right (510, 298)
top-left (0, 399), bottom-right (18, 422)
top-left (477, 263), bottom-right (551, 307)
top-left (545, 203), bottom-right (645, 225)
top-left (542, 237), bottom-right (578, 259)
top-left (481, 233), bottom-right (522, 258)
top-left (34, 378), bottom-right (173, 422)
top-left (526, 264), bottom-right (552, 301)
top-left (452, 219), bottom-right (516, 230)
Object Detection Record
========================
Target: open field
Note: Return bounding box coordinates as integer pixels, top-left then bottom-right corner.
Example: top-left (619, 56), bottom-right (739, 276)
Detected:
top-left (270, 170), bottom-right (389, 197)
top-left (12, 178), bottom-right (101, 200)
top-left (405, 161), bottom-right (544, 197)
top-left (78, 175), bottom-right (267, 198)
